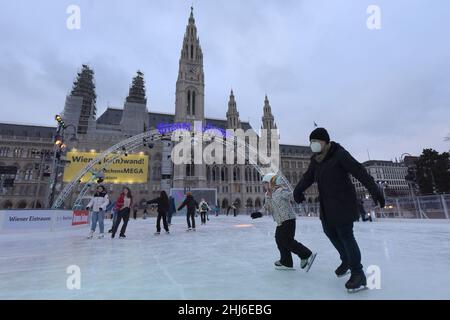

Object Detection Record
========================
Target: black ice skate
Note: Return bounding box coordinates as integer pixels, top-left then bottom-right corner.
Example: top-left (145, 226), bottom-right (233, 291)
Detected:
top-left (300, 252), bottom-right (317, 272)
top-left (346, 273), bottom-right (368, 293)
top-left (335, 262), bottom-right (350, 278)
top-left (154, 232), bottom-right (161, 236)
top-left (274, 261), bottom-right (295, 271)
top-left (119, 234), bottom-right (126, 239)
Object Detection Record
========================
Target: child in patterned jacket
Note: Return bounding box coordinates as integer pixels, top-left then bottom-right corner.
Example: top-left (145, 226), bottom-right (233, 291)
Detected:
top-left (262, 173), bottom-right (317, 271)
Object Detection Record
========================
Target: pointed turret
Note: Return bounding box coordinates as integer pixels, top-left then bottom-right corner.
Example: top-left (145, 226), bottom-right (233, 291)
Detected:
top-left (226, 89), bottom-right (241, 129)
top-left (62, 64), bottom-right (97, 135)
top-left (126, 70), bottom-right (147, 104)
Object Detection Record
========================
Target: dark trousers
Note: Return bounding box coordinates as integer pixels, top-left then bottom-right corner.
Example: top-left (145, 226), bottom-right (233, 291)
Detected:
top-left (157, 211), bottom-right (169, 232)
top-left (167, 212), bottom-right (173, 224)
top-left (186, 210), bottom-right (196, 229)
top-left (275, 219), bottom-right (312, 268)
top-left (200, 211), bottom-right (207, 224)
top-left (322, 221), bottom-right (363, 275)
top-left (112, 208), bottom-right (130, 237)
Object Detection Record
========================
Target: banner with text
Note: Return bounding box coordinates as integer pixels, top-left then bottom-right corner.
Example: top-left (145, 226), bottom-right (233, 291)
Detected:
top-left (63, 151), bottom-right (149, 184)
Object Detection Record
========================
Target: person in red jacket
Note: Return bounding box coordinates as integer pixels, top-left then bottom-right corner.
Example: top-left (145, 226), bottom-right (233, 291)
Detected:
top-left (111, 187), bottom-right (133, 239)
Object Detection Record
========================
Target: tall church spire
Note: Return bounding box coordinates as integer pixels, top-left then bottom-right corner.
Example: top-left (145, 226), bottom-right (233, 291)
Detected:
top-left (226, 89), bottom-right (241, 129)
top-left (174, 7), bottom-right (205, 123)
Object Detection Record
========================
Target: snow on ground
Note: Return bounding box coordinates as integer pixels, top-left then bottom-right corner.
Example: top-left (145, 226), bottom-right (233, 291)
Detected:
top-left (0, 215), bottom-right (449, 300)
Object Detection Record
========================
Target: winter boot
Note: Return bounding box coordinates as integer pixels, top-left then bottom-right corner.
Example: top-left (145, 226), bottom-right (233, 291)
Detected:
top-left (87, 230), bottom-right (94, 239)
top-left (345, 273), bottom-right (368, 293)
top-left (335, 262), bottom-right (350, 278)
top-left (274, 260), bottom-right (295, 271)
top-left (300, 252), bottom-right (317, 272)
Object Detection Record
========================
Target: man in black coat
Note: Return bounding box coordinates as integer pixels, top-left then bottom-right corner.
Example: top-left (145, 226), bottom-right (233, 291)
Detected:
top-left (293, 128), bottom-right (385, 291)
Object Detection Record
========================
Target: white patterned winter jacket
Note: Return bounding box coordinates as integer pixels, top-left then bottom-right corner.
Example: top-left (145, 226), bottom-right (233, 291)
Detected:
top-left (263, 187), bottom-right (297, 226)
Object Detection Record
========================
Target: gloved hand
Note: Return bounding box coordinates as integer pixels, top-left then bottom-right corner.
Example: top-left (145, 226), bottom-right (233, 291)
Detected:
top-left (251, 212), bottom-right (263, 219)
top-left (86, 207), bottom-right (90, 211)
top-left (294, 192), bottom-right (306, 204)
top-left (372, 191), bottom-right (385, 208)
top-left (99, 208), bottom-right (103, 211)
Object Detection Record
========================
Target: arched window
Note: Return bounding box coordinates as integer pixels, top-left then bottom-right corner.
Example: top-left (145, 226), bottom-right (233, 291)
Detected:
top-left (233, 167), bottom-right (241, 181)
top-left (187, 91), bottom-right (191, 115)
top-left (255, 198), bottom-right (262, 208)
top-left (246, 198), bottom-right (253, 208)
top-left (206, 166), bottom-right (211, 181)
top-left (192, 91), bottom-right (196, 115)
top-left (221, 167), bottom-right (226, 182)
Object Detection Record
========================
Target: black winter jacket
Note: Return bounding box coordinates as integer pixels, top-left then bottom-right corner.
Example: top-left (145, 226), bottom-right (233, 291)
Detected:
top-left (294, 142), bottom-right (381, 227)
top-left (147, 197), bottom-right (169, 214)
top-left (177, 195), bottom-right (199, 214)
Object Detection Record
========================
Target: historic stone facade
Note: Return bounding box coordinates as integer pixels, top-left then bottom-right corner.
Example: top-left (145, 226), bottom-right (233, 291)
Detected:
top-left (0, 8), bottom-right (319, 211)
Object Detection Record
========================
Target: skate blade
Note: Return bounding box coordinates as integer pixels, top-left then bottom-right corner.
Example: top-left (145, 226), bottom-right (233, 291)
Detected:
top-left (275, 266), bottom-right (296, 271)
top-left (305, 253), bottom-right (317, 273)
top-left (337, 270), bottom-right (351, 278)
top-left (347, 286), bottom-right (368, 294)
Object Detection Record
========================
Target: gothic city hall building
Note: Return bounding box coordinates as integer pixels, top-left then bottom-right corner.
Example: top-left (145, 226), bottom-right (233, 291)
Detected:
top-left (0, 8), bottom-right (318, 211)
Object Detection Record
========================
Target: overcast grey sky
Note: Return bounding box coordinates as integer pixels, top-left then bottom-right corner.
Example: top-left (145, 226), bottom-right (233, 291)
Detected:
top-left (0, 0), bottom-right (449, 162)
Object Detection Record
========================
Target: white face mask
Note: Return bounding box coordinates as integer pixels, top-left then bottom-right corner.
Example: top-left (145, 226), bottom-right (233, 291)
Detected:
top-left (310, 142), bottom-right (322, 153)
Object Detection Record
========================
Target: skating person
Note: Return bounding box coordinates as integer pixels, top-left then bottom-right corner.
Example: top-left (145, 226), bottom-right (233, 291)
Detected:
top-left (147, 191), bottom-right (170, 235)
top-left (261, 174), bottom-right (316, 271)
top-left (168, 196), bottom-right (176, 226)
top-left (111, 187), bottom-right (133, 239)
top-left (358, 200), bottom-right (368, 222)
top-left (198, 198), bottom-right (210, 225)
top-left (177, 192), bottom-right (199, 231)
top-left (133, 205), bottom-right (138, 220)
top-left (293, 128), bottom-right (385, 292)
top-left (86, 185), bottom-right (110, 239)
top-left (143, 208), bottom-right (148, 219)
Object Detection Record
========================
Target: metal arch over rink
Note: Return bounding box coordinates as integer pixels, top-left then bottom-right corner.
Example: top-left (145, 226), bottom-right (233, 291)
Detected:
top-left (52, 128), bottom-right (299, 211)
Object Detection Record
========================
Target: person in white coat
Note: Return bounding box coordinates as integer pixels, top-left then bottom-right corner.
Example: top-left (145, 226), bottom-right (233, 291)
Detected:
top-left (86, 186), bottom-right (110, 239)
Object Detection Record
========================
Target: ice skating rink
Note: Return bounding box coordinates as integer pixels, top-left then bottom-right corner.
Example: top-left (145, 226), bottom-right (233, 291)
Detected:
top-left (1, 215), bottom-right (449, 300)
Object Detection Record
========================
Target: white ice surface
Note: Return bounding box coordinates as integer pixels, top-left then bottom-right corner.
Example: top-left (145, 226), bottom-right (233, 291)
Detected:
top-left (0, 215), bottom-right (449, 300)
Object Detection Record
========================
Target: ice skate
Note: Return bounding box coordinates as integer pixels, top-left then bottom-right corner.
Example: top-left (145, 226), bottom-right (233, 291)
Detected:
top-left (300, 252), bottom-right (317, 272)
top-left (119, 234), bottom-right (126, 239)
top-left (97, 233), bottom-right (104, 239)
top-left (166, 231), bottom-right (170, 234)
top-left (186, 228), bottom-right (192, 232)
top-left (192, 228), bottom-right (196, 232)
top-left (274, 261), bottom-right (295, 271)
top-left (154, 232), bottom-right (161, 235)
top-left (335, 262), bottom-right (350, 278)
top-left (346, 273), bottom-right (368, 293)
top-left (87, 230), bottom-right (94, 239)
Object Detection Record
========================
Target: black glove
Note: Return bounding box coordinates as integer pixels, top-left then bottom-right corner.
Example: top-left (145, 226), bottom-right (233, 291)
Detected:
top-left (372, 191), bottom-right (385, 209)
top-left (294, 192), bottom-right (306, 204)
top-left (99, 208), bottom-right (103, 211)
top-left (86, 207), bottom-right (90, 211)
top-left (251, 212), bottom-right (263, 219)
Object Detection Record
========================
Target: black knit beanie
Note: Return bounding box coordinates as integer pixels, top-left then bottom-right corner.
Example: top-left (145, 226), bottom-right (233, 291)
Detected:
top-left (309, 128), bottom-right (330, 143)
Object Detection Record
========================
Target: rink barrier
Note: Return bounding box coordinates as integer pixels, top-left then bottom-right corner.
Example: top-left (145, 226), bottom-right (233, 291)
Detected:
top-left (0, 209), bottom-right (89, 234)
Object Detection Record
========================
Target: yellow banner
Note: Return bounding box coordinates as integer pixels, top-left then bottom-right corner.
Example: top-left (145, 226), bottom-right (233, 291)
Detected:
top-left (63, 152), bottom-right (148, 184)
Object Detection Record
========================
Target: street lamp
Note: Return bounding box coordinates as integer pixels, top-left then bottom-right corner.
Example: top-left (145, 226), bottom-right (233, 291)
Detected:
top-left (46, 116), bottom-right (78, 208)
